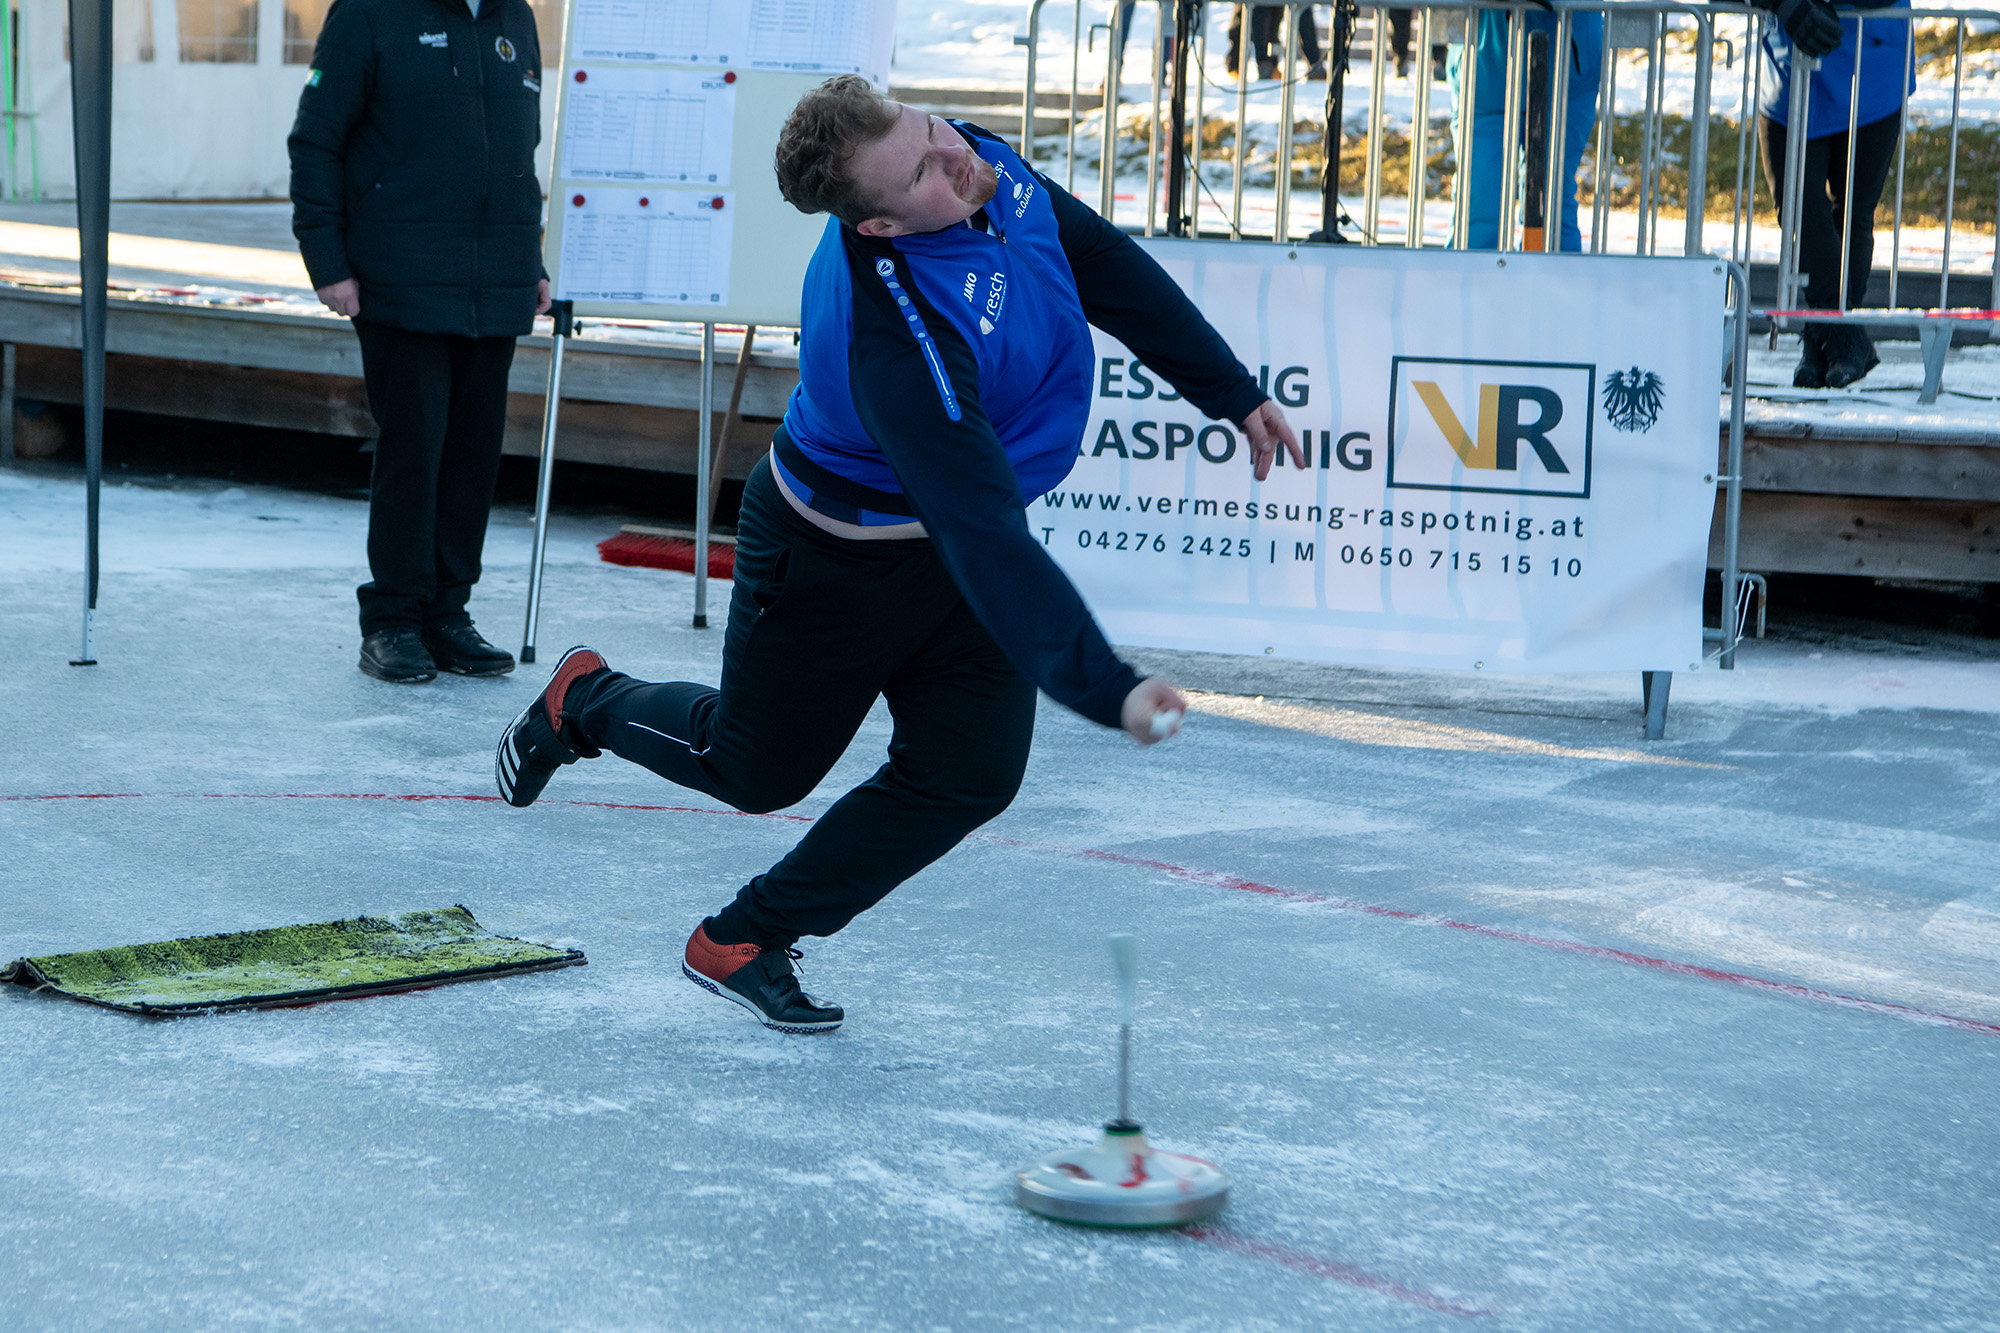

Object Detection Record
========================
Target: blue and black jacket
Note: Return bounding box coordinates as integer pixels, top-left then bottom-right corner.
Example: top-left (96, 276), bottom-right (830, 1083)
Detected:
top-left (1759, 0), bottom-right (1913, 138)
top-left (775, 123), bottom-right (1268, 730)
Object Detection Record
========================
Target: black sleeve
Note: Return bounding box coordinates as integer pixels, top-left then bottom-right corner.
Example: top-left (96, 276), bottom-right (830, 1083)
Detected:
top-left (1039, 170), bottom-right (1270, 428)
top-left (845, 246), bottom-right (1142, 730)
top-left (287, 0), bottom-right (373, 290)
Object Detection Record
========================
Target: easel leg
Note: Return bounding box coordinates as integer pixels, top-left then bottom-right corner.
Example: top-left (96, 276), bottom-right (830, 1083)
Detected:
top-left (694, 321), bottom-right (714, 630)
top-left (521, 300), bottom-right (574, 665)
top-left (707, 324), bottom-right (758, 518)
top-left (1641, 670), bottom-right (1672, 741)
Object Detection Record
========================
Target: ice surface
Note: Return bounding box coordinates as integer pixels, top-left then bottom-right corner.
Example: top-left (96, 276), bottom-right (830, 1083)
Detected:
top-left (3, 462), bottom-right (1998, 1328)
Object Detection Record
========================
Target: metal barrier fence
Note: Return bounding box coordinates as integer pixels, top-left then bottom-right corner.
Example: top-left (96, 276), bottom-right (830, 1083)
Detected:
top-left (1013, 0), bottom-right (2000, 668)
top-left (1017, 0), bottom-right (1998, 286)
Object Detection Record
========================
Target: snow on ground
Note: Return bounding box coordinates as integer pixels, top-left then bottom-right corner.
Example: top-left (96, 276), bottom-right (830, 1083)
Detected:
top-left (1743, 334), bottom-right (2000, 430)
top-left (3, 459), bottom-right (1998, 1329)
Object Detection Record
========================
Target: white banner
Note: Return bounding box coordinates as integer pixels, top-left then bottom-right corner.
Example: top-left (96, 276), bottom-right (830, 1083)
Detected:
top-left (1046, 242), bottom-right (1724, 674)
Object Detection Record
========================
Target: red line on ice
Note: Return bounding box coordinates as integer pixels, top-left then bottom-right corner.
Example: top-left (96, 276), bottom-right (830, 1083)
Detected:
top-left (8, 791), bottom-right (1997, 1037)
top-left (1183, 1226), bottom-right (1496, 1317)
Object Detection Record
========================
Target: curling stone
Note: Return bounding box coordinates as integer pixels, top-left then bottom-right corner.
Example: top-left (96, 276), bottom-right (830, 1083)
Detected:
top-left (1014, 933), bottom-right (1231, 1228)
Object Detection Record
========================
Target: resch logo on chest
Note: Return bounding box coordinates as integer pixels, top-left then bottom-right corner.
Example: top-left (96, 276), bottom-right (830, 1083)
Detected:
top-left (978, 272), bottom-right (1006, 335)
top-left (961, 270), bottom-right (1007, 335)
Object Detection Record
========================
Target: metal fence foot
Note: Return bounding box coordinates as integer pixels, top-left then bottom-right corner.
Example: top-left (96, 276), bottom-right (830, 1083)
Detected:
top-left (1641, 670), bottom-right (1671, 741)
top-left (1917, 322), bottom-right (1952, 405)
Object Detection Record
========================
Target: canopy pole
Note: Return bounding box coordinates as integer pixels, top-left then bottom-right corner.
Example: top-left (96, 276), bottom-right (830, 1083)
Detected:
top-left (68, 0), bottom-right (110, 667)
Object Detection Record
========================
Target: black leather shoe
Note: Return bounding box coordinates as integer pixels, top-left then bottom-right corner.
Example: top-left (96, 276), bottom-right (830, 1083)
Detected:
top-left (423, 622), bottom-right (516, 677)
top-left (359, 628), bottom-right (437, 684)
top-left (1820, 323), bottom-right (1880, 389)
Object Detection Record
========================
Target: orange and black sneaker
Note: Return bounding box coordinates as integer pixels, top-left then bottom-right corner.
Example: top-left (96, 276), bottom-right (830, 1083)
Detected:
top-left (682, 922), bottom-right (843, 1034)
top-left (495, 645), bottom-right (607, 808)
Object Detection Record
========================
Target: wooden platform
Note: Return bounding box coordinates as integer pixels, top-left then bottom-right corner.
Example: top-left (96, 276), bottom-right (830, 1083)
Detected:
top-left (0, 283), bottom-right (792, 481)
top-left (0, 278), bottom-right (1994, 582)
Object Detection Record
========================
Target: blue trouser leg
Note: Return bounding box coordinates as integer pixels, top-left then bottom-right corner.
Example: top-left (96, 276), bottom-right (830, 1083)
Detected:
top-left (1450, 11), bottom-right (1603, 252)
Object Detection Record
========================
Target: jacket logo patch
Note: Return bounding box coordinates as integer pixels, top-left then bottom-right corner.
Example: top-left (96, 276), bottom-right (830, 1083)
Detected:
top-left (418, 31), bottom-right (447, 46)
top-left (522, 74), bottom-right (540, 91)
top-left (962, 270), bottom-right (977, 302)
top-left (495, 35), bottom-right (517, 62)
top-left (305, 68), bottom-right (321, 86)
top-left (979, 271), bottom-right (1005, 336)
top-left (1011, 178), bottom-right (1035, 218)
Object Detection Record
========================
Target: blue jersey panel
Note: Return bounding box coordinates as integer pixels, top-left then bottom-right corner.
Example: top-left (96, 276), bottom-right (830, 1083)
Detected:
top-left (781, 130), bottom-right (1095, 508)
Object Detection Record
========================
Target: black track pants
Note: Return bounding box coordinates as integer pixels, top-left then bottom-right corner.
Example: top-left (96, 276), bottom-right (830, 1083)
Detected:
top-left (352, 320), bottom-right (517, 634)
top-left (1759, 110), bottom-right (1902, 311)
top-left (567, 458), bottom-right (1039, 949)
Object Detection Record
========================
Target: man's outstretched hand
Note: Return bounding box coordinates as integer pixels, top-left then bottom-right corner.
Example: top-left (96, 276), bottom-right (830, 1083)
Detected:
top-left (1121, 676), bottom-right (1190, 746)
top-left (1241, 399), bottom-right (1306, 480)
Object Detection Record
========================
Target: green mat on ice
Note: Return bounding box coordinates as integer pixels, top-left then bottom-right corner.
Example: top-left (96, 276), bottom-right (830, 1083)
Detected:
top-left (0, 906), bottom-right (586, 1016)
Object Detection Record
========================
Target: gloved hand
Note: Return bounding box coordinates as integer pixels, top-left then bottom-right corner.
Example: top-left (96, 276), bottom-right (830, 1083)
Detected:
top-left (1754, 0), bottom-right (1844, 59)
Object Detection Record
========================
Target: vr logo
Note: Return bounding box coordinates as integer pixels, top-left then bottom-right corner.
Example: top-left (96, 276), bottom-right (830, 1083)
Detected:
top-left (1388, 357), bottom-right (1593, 499)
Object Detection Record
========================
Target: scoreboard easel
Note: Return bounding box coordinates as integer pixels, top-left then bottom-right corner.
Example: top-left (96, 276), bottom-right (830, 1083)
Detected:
top-left (520, 0), bottom-right (896, 659)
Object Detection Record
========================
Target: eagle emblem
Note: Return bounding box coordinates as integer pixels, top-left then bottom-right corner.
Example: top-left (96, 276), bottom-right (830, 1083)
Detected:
top-left (1602, 367), bottom-right (1664, 433)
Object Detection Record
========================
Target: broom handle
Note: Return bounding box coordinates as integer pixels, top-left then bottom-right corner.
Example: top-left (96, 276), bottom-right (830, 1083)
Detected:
top-left (707, 325), bottom-right (758, 517)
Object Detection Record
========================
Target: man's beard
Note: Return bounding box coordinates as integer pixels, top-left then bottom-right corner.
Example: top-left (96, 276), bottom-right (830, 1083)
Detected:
top-left (959, 154), bottom-right (998, 209)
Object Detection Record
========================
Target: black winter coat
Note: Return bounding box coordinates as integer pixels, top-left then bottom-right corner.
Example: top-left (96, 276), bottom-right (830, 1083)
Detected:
top-left (289, 0), bottom-right (544, 337)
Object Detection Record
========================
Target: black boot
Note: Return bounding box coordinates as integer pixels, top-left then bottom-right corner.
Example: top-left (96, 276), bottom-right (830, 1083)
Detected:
top-left (1821, 322), bottom-right (1880, 389)
top-left (423, 622), bottom-right (516, 677)
top-left (359, 627), bottom-right (437, 683)
top-left (1793, 326), bottom-right (1828, 389)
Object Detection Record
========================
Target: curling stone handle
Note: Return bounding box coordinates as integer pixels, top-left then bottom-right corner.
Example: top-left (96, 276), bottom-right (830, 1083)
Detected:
top-left (1108, 933), bottom-right (1138, 1124)
top-left (1109, 933), bottom-right (1137, 1026)
top-left (1117, 1022), bottom-right (1132, 1125)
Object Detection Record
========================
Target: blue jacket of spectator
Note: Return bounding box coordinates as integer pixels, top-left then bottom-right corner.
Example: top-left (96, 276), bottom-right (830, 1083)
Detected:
top-left (1760, 2), bottom-right (1914, 137)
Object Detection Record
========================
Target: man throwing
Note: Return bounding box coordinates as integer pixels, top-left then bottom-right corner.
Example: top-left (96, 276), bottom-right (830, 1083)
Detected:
top-left (495, 75), bottom-right (1301, 1033)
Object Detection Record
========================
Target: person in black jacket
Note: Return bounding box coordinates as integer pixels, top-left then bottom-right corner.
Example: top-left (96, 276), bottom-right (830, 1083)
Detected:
top-left (289, 0), bottom-right (550, 683)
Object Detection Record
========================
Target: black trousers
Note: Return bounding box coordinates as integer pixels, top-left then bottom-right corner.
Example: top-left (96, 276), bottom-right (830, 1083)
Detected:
top-left (1759, 110), bottom-right (1903, 311)
top-left (1229, 5), bottom-right (1321, 68)
top-left (568, 458), bottom-right (1039, 949)
top-left (1389, 8), bottom-right (1412, 64)
top-left (352, 321), bottom-right (517, 634)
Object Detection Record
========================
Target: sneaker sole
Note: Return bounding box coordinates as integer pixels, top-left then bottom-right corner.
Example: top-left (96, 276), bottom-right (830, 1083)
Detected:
top-left (494, 699), bottom-right (546, 808)
top-left (680, 961), bottom-right (842, 1034)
